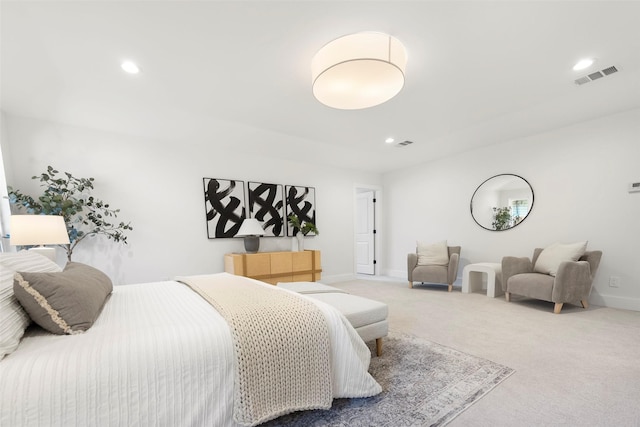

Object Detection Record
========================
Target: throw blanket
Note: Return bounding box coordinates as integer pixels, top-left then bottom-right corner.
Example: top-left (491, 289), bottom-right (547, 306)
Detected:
top-left (176, 274), bottom-right (332, 426)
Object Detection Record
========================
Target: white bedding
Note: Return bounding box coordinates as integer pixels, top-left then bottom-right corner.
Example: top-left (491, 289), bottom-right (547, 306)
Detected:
top-left (0, 275), bottom-right (380, 426)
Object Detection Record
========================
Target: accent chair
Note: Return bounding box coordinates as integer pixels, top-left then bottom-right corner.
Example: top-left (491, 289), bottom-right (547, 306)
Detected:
top-left (408, 245), bottom-right (461, 292)
top-left (502, 248), bottom-right (602, 313)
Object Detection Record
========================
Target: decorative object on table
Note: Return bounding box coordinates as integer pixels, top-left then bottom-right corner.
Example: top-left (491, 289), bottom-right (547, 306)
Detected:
top-left (285, 185), bottom-right (316, 237)
top-left (248, 182), bottom-right (284, 237)
top-left (470, 173), bottom-right (534, 231)
top-left (236, 218), bottom-right (264, 254)
top-left (408, 241), bottom-right (461, 292)
top-left (501, 243), bottom-right (602, 313)
top-left (311, 32), bottom-right (407, 110)
top-left (262, 332), bottom-right (514, 427)
top-left (203, 177), bottom-right (246, 238)
top-left (9, 215), bottom-right (70, 261)
top-left (8, 166), bottom-right (132, 261)
top-left (287, 214), bottom-right (319, 252)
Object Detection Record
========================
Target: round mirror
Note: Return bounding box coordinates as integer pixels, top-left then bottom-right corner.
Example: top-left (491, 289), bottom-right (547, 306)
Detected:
top-left (470, 174), bottom-right (534, 231)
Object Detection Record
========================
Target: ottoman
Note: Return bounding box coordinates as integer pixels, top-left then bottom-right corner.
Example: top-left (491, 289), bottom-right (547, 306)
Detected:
top-left (278, 282), bottom-right (389, 356)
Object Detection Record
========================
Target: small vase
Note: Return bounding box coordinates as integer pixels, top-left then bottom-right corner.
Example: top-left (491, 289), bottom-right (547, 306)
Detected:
top-left (296, 232), bottom-right (305, 251)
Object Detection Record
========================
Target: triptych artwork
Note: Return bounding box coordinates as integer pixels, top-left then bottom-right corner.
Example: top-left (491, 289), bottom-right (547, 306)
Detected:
top-left (203, 178), bottom-right (316, 239)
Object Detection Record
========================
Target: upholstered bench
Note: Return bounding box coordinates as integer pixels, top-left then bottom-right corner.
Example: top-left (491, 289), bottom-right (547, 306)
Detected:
top-left (278, 282), bottom-right (389, 356)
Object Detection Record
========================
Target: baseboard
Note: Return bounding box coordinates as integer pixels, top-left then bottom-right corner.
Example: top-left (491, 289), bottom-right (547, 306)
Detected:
top-left (321, 273), bottom-right (357, 284)
top-left (383, 269), bottom-right (405, 279)
top-left (589, 294), bottom-right (640, 311)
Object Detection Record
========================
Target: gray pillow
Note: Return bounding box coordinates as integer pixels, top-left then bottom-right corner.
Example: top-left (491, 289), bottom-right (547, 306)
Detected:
top-left (13, 262), bottom-right (113, 335)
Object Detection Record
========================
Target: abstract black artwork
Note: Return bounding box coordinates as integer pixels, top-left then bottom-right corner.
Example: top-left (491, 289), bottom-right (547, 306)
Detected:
top-left (248, 182), bottom-right (284, 237)
top-left (285, 185), bottom-right (316, 236)
top-left (203, 178), bottom-right (246, 238)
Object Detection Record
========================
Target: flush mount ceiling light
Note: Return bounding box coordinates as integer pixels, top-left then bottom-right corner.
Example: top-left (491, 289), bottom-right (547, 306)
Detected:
top-left (312, 32), bottom-right (407, 110)
top-left (573, 58), bottom-right (595, 71)
top-left (121, 60), bottom-right (140, 74)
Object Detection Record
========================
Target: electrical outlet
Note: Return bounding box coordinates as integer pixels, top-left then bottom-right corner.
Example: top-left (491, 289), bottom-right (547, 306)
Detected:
top-left (609, 276), bottom-right (621, 288)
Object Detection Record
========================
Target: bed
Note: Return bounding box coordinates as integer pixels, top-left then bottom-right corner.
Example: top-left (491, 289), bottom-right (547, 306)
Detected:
top-left (0, 254), bottom-right (381, 427)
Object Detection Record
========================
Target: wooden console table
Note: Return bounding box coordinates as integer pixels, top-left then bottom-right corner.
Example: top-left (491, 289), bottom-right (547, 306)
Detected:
top-left (224, 250), bottom-right (322, 285)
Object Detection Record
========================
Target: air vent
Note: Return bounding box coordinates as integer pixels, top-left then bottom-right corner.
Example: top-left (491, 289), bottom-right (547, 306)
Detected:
top-left (396, 140), bottom-right (413, 147)
top-left (575, 65), bottom-right (620, 86)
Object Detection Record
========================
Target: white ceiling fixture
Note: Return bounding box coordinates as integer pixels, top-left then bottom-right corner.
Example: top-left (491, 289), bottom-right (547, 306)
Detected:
top-left (385, 137), bottom-right (395, 144)
top-left (573, 58), bottom-right (595, 71)
top-left (121, 60), bottom-right (140, 74)
top-left (311, 32), bottom-right (407, 110)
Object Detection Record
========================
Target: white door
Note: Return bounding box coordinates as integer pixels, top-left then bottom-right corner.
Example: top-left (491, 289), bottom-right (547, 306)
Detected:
top-left (356, 191), bottom-right (375, 274)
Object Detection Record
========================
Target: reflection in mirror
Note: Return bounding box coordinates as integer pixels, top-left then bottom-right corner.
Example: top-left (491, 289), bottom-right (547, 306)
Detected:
top-left (470, 174), bottom-right (534, 231)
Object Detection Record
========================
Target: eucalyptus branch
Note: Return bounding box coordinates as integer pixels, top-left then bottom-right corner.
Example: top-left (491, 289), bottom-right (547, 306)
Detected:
top-left (8, 166), bottom-right (132, 261)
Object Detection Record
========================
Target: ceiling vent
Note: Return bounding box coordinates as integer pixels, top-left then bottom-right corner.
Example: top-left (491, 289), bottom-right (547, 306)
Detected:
top-left (575, 65), bottom-right (619, 86)
top-left (395, 140), bottom-right (413, 147)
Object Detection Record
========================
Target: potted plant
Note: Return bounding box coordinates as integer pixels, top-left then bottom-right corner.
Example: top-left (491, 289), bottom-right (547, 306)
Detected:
top-left (287, 214), bottom-right (319, 251)
top-left (8, 166), bottom-right (133, 261)
top-left (491, 206), bottom-right (512, 231)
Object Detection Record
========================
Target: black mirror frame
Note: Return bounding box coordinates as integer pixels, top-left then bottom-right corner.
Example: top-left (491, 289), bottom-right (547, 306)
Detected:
top-left (470, 173), bottom-right (534, 232)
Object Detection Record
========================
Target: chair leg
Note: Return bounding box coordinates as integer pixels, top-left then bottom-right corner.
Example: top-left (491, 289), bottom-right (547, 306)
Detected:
top-left (447, 283), bottom-right (453, 292)
top-left (581, 299), bottom-right (589, 309)
top-left (408, 281), bottom-right (413, 288)
top-left (554, 303), bottom-right (563, 314)
top-left (505, 292), bottom-right (510, 302)
top-left (375, 338), bottom-right (382, 357)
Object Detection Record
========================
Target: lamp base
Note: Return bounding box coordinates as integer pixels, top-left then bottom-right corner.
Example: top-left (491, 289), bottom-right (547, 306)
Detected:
top-left (243, 236), bottom-right (260, 254)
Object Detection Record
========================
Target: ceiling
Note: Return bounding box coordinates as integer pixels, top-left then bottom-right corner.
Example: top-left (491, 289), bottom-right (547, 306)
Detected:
top-left (2, 1), bottom-right (639, 174)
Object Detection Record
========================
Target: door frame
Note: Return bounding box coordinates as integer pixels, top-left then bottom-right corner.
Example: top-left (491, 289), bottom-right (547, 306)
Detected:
top-left (353, 184), bottom-right (383, 276)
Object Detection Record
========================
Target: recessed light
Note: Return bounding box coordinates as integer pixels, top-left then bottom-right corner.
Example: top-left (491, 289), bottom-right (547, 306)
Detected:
top-left (573, 58), bottom-right (595, 71)
top-left (385, 137), bottom-right (395, 144)
top-left (121, 61), bottom-right (140, 74)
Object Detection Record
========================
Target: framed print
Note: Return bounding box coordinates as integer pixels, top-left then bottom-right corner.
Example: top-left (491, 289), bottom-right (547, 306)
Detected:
top-left (285, 185), bottom-right (316, 236)
top-left (248, 181), bottom-right (284, 237)
top-left (203, 178), bottom-right (246, 238)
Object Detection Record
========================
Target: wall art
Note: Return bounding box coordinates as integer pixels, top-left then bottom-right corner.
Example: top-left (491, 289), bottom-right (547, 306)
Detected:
top-left (248, 181), bottom-right (284, 237)
top-left (285, 185), bottom-right (316, 236)
top-left (203, 178), bottom-right (246, 238)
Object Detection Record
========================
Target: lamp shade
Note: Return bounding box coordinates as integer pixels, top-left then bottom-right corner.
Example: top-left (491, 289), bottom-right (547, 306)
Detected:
top-left (236, 218), bottom-right (264, 237)
top-left (312, 32), bottom-right (407, 110)
top-left (10, 215), bottom-right (70, 246)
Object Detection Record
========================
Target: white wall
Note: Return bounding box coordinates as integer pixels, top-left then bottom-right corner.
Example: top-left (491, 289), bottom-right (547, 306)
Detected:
top-left (383, 108), bottom-right (640, 311)
top-left (3, 115), bottom-right (382, 285)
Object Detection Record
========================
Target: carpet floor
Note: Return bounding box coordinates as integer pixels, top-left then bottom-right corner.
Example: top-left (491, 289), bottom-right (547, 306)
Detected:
top-left (264, 332), bottom-right (514, 426)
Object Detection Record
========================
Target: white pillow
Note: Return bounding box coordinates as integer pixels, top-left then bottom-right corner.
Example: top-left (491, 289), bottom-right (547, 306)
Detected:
top-left (417, 240), bottom-right (449, 266)
top-left (0, 251), bottom-right (63, 360)
top-left (533, 241), bottom-right (588, 277)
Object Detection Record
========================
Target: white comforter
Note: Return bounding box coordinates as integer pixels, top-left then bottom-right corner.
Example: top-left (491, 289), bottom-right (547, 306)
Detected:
top-left (0, 275), bottom-right (380, 426)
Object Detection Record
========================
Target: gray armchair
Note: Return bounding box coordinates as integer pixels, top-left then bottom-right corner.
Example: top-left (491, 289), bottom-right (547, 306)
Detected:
top-left (502, 248), bottom-right (602, 313)
top-left (408, 246), bottom-right (461, 292)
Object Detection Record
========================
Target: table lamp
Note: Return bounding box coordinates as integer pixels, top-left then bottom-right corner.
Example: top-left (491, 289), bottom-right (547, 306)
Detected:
top-left (10, 215), bottom-right (70, 261)
top-left (236, 218), bottom-right (264, 254)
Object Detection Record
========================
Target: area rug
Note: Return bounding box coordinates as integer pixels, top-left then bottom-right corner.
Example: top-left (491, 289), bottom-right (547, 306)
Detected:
top-left (263, 332), bottom-right (514, 427)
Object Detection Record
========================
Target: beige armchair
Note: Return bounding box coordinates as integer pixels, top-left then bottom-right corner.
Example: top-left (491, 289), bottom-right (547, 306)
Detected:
top-left (408, 246), bottom-right (461, 292)
top-left (502, 248), bottom-right (602, 313)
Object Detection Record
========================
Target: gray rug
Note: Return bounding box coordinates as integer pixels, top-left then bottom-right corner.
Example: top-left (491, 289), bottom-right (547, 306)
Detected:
top-left (263, 332), bottom-right (514, 426)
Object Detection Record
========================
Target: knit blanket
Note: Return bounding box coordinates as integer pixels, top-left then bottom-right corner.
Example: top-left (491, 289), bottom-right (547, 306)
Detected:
top-left (176, 274), bottom-right (332, 426)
